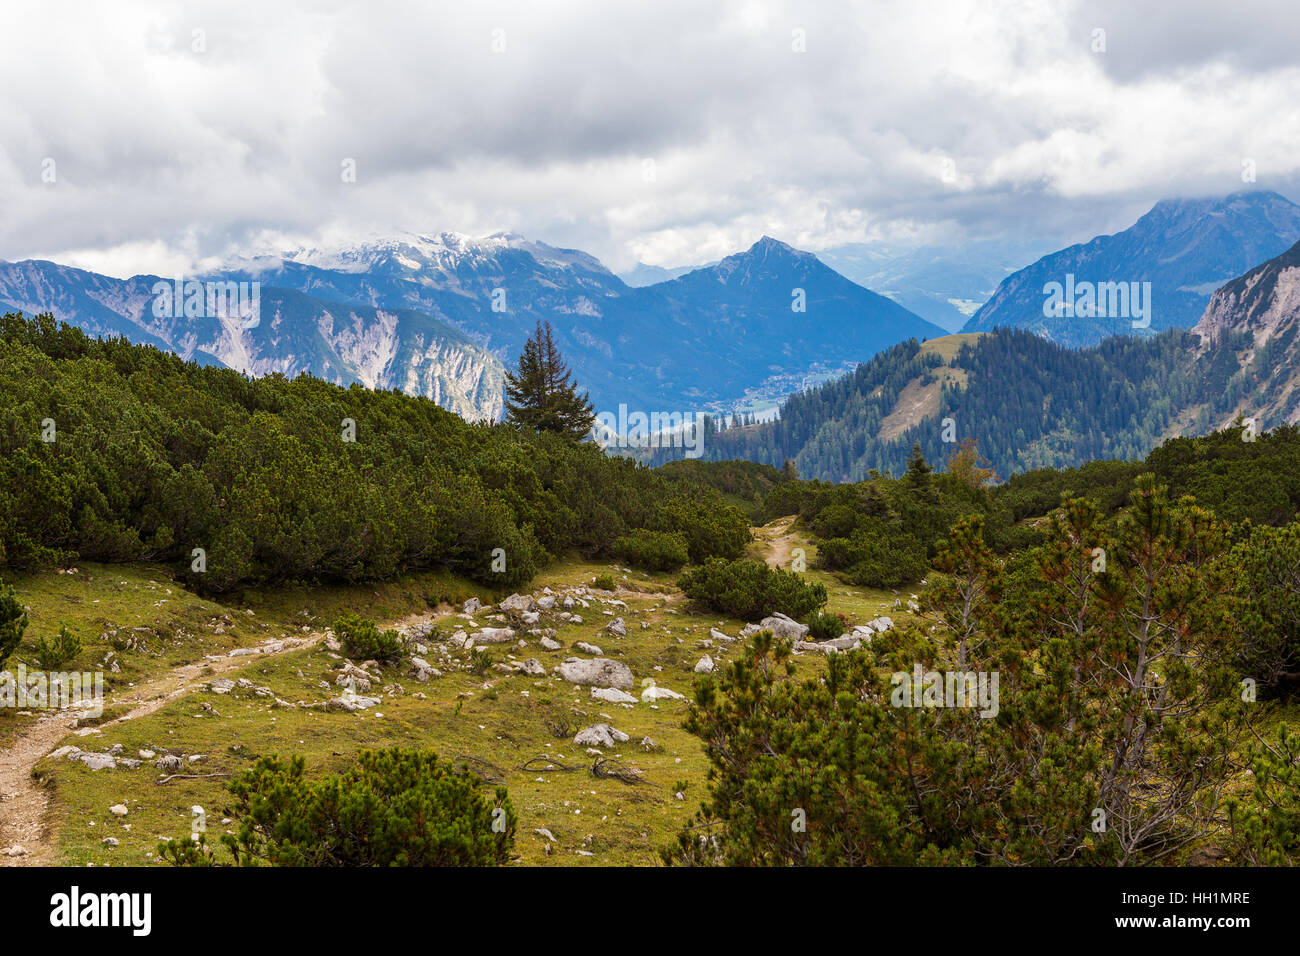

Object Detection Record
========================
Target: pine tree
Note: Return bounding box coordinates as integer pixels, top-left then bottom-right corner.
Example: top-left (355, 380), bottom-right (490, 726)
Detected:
top-left (0, 580), bottom-right (28, 669)
top-left (903, 443), bottom-right (937, 502)
top-left (503, 321), bottom-right (595, 440)
top-left (945, 437), bottom-right (997, 489)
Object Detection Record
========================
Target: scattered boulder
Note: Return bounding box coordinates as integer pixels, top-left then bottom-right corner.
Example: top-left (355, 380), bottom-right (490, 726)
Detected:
top-left (694, 655), bottom-right (715, 674)
top-left (409, 657), bottom-right (439, 681)
top-left (335, 669), bottom-right (372, 692)
top-left (155, 755), bottom-right (184, 773)
top-left (326, 694), bottom-right (382, 713)
top-left (407, 622), bottom-right (436, 643)
top-left (591, 686), bottom-right (638, 705)
top-left (207, 678), bottom-right (235, 695)
top-left (540, 636), bottom-right (562, 651)
top-left (76, 752), bottom-right (116, 771)
top-left (641, 685), bottom-right (686, 702)
top-left (834, 633), bottom-right (869, 649)
top-left (500, 593), bottom-right (533, 613)
top-left (559, 657), bottom-right (634, 690)
top-left (469, 627), bottom-right (516, 646)
top-left (573, 723), bottom-right (630, 748)
top-left (515, 658), bottom-right (546, 676)
top-left (462, 597), bottom-right (482, 614)
top-left (795, 636), bottom-right (862, 653)
top-left (109, 804), bottom-right (128, 817)
top-left (741, 612), bottom-right (808, 640)
top-left (606, 617), bottom-right (627, 638)
top-left (574, 641), bottom-right (603, 656)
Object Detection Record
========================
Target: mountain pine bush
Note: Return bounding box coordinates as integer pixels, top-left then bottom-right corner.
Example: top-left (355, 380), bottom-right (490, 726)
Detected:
top-left (32, 626), bottom-right (81, 670)
top-left (669, 479), bottom-right (1249, 866)
top-left (0, 312), bottom-right (750, 592)
top-left (677, 558), bottom-right (827, 621)
top-left (333, 614), bottom-right (403, 664)
top-left (0, 580), bottom-right (27, 669)
top-left (610, 529), bottom-right (690, 572)
top-left (162, 748), bottom-right (516, 866)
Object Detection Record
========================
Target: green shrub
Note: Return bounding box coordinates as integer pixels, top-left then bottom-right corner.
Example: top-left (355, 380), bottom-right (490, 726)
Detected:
top-left (677, 558), bottom-right (827, 621)
top-left (468, 648), bottom-right (494, 676)
top-left (0, 312), bottom-right (756, 596)
top-left (33, 626), bottom-right (81, 669)
top-left (610, 529), bottom-right (690, 572)
top-left (651, 499), bottom-right (751, 563)
top-left (333, 614), bottom-right (402, 664)
top-left (592, 574), bottom-right (617, 591)
top-left (820, 524), bottom-right (929, 589)
top-left (1226, 522), bottom-right (1300, 695)
top-left (0, 581), bottom-right (28, 670)
top-left (804, 610), bottom-right (845, 642)
top-left (160, 748), bottom-right (516, 866)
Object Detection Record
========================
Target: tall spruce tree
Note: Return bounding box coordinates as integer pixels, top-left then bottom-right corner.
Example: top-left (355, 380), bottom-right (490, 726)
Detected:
top-left (903, 442), bottom-right (937, 502)
top-left (503, 321), bottom-right (595, 440)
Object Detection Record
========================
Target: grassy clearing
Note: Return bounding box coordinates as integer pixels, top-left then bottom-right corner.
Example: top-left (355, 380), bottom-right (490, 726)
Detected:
top-left (920, 332), bottom-right (985, 363)
top-left (22, 519), bottom-right (912, 867)
top-left (2, 563), bottom-right (489, 748)
top-left (35, 566), bottom-right (718, 866)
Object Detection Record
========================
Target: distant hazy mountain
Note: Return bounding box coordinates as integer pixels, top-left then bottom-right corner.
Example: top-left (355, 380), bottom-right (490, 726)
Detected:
top-left (617, 261), bottom-right (710, 287)
top-left (0, 232), bottom-right (941, 420)
top-left (817, 239), bottom-right (1052, 333)
top-left (962, 191), bottom-right (1300, 346)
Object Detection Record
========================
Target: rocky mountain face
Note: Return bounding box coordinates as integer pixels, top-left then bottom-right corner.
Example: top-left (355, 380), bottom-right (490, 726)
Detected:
top-left (0, 259), bottom-right (505, 420)
top-left (1193, 237), bottom-right (1300, 427)
top-left (962, 191), bottom-right (1300, 346)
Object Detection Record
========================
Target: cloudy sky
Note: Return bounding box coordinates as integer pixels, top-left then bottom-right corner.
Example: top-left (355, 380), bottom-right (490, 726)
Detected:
top-left (1, 0), bottom-right (1298, 278)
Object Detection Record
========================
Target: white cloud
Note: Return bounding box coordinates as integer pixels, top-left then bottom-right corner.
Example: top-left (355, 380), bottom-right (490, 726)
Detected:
top-left (0, 0), bottom-right (1297, 276)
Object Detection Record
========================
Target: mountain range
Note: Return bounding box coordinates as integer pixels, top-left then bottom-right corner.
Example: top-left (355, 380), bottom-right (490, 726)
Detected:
top-left (0, 234), bottom-right (944, 421)
top-left (2, 189), bottom-right (1298, 438)
top-left (963, 191), bottom-right (1300, 345)
top-left (685, 234), bottom-right (1300, 481)
top-left (0, 258), bottom-right (506, 420)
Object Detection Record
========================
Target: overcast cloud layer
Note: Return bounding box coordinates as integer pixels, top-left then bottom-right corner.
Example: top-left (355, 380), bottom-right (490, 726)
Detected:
top-left (2, 0), bottom-right (1298, 278)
